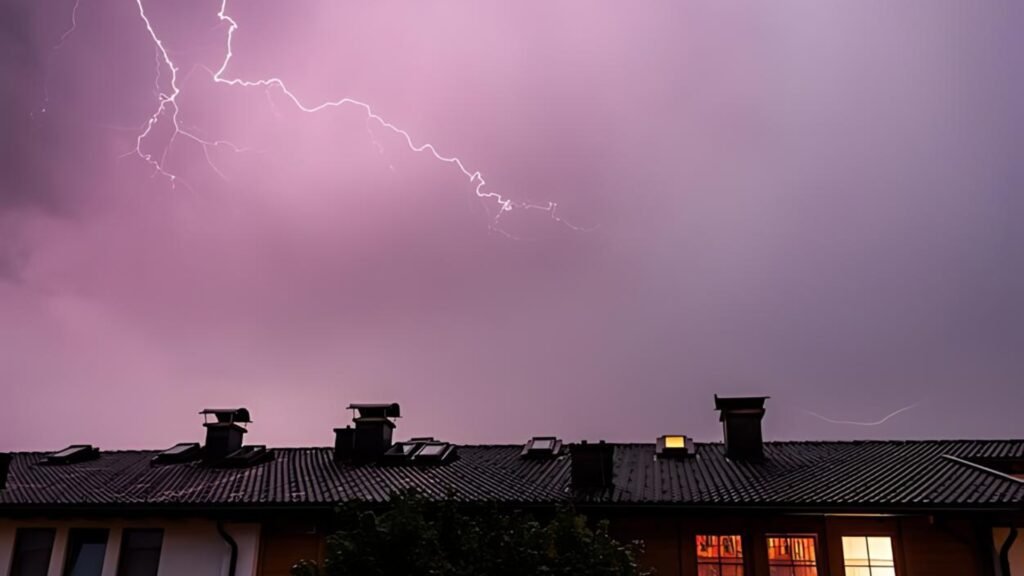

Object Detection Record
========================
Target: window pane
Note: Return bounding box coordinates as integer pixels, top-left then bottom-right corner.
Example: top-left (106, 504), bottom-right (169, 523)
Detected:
top-left (768, 536), bottom-right (817, 565)
top-left (867, 537), bottom-right (895, 564)
top-left (722, 535), bottom-right (742, 559)
top-left (63, 529), bottom-right (108, 576)
top-left (11, 529), bottom-right (56, 576)
top-left (870, 568), bottom-right (896, 576)
top-left (793, 567), bottom-right (818, 576)
top-left (843, 537), bottom-right (870, 563)
top-left (722, 565), bottom-right (744, 576)
top-left (117, 529), bottom-right (163, 576)
top-left (698, 566), bottom-right (721, 576)
top-left (845, 568), bottom-right (871, 576)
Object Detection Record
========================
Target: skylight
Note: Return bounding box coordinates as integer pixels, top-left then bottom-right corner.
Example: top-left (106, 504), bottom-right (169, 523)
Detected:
top-left (152, 443), bottom-right (201, 465)
top-left (417, 444), bottom-right (447, 458)
top-left (42, 445), bottom-right (99, 465)
top-left (521, 437), bottom-right (563, 459)
top-left (664, 436), bottom-right (686, 449)
top-left (220, 445), bottom-right (273, 468)
top-left (656, 435), bottom-right (691, 459)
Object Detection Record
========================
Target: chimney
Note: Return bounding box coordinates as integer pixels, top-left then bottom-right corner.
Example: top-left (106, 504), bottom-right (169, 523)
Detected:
top-left (570, 441), bottom-right (614, 490)
top-left (200, 408), bottom-right (251, 463)
top-left (346, 403), bottom-right (400, 462)
top-left (714, 395), bottom-right (768, 462)
top-left (333, 426), bottom-right (355, 462)
top-left (0, 453), bottom-right (10, 490)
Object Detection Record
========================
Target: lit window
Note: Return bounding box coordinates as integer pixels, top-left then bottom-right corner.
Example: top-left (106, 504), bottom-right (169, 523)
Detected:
top-left (767, 535), bottom-right (818, 576)
top-left (696, 535), bottom-right (743, 576)
top-left (63, 529), bottom-right (108, 576)
top-left (117, 529), bottom-right (163, 576)
top-left (10, 528), bottom-right (56, 576)
top-left (842, 536), bottom-right (895, 576)
top-left (665, 436), bottom-right (686, 449)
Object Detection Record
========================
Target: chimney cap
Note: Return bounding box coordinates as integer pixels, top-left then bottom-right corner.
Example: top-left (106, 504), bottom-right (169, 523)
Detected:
top-left (199, 408), bottom-right (251, 424)
top-left (347, 403), bottom-right (401, 419)
top-left (714, 395), bottom-right (768, 417)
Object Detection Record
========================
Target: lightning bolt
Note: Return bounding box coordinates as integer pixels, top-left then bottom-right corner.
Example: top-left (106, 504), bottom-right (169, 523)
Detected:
top-left (37, 0), bottom-right (82, 117)
top-left (802, 402), bottom-right (921, 427)
top-left (117, 0), bottom-right (582, 233)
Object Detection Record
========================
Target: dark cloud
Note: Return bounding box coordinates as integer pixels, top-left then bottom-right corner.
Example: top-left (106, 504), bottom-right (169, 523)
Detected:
top-left (1, 0), bottom-right (1023, 450)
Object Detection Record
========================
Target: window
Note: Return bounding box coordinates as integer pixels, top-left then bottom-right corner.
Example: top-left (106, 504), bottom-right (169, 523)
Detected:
top-left (696, 534), bottom-right (744, 576)
top-left (531, 438), bottom-right (555, 450)
top-left (117, 529), bottom-right (164, 576)
top-left (417, 444), bottom-right (447, 457)
top-left (10, 528), bottom-right (56, 576)
top-left (665, 436), bottom-right (686, 449)
top-left (767, 535), bottom-right (818, 576)
top-left (842, 536), bottom-right (895, 576)
top-left (43, 445), bottom-right (99, 465)
top-left (63, 529), bottom-right (108, 576)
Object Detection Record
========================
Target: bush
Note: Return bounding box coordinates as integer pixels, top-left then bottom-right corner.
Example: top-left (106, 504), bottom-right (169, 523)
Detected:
top-left (292, 491), bottom-right (651, 576)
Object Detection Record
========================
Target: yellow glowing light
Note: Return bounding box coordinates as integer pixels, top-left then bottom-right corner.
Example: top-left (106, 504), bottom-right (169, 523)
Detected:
top-left (664, 436), bottom-right (686, 449)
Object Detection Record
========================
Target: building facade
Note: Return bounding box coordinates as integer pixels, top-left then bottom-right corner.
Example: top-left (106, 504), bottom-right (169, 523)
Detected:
top-left (1, 399), bottom-right (1022, 576)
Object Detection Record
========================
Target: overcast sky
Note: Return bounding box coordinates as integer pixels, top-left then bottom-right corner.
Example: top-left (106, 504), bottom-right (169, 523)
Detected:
top-left (2, 0), bottom-right (1022, 450)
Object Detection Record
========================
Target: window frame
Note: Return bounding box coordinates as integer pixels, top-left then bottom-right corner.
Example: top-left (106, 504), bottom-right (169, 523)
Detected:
top-left (695, 533), bottom-right (745, 576)
top-left (10, 527), bottom-right (57, 576)
top-left (116, 528), bottom-right (165, 576)
top-left (765, 533), bottom-right (820, 575)
top-left (840, 535), bottom-right (897, 576)
top-left (62, 528), bottom-right (109, 576)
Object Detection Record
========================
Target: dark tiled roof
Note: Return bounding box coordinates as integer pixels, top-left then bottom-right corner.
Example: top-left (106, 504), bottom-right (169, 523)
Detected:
top-left (2, 441), bottom-right (1023, 511)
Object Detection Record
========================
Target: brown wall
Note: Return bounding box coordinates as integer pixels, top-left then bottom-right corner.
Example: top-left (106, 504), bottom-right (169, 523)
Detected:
top-left (257, 512), bottom-right (998, 576)
top-left (258, 522), bottom-right (324, 576)
top-left (609, 513), bottom-right (994, 576)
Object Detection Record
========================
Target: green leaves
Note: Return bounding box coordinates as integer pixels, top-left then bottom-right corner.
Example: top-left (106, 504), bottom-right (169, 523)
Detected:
top-left (292, 491), bottom-right (651, 576)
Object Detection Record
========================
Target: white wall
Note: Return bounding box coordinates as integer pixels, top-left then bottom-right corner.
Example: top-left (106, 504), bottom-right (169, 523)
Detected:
top-left (995, 528), bottom-right (1024, 576)
top-left (0, 518), bottom-right (259, 576)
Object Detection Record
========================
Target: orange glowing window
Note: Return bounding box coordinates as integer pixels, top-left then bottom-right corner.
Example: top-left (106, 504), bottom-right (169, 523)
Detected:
top-left (696, 535), bottom-right (744, 576)
top-left (767, 535), bottom-right (818, 576)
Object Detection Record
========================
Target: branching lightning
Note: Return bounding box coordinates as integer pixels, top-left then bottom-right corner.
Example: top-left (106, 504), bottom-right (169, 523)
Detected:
top-left (802, 402), bottom-right (920, 427)
top-left (115, 0), bottom-right (580, 232)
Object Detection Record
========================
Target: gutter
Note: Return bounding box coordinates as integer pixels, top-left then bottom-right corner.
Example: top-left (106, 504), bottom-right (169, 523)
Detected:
top-left (1001, 527), bottom-right (1018, 576)
top-left (216, 521), bottom-right (239, 576)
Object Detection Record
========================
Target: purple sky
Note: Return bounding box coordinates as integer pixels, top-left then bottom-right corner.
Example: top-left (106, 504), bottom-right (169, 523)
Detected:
top-left (2, 0), bottom-right (1023, 450)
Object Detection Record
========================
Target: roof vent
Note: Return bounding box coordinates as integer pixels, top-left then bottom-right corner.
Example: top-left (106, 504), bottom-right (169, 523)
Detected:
top-left (41, 445), bottom-right (100, 466)
top-left (570, 441), bottom-right (614, 491)
top-left (656, 435), bottom-right (691, 459)
top-left (152, 443), bottom-right (201, 466)
top-left (714, 395), bottom-right (768, 462)
top-left (201, 408), bottom-right (251, 463)
top-left (521, 436), bottom-right (563, 459)
top-left (0, 453), bottom-right (10, 490)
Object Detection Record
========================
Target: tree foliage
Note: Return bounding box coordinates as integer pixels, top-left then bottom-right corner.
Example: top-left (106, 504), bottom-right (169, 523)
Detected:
top-left (292, 491), bottom-right (652, 576)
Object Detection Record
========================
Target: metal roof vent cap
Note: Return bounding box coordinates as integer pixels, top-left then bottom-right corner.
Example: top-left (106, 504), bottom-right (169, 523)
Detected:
top-left (347, 403), bottom-right (401, 462)
top-left (200, 408), bottom-right (251, 463)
